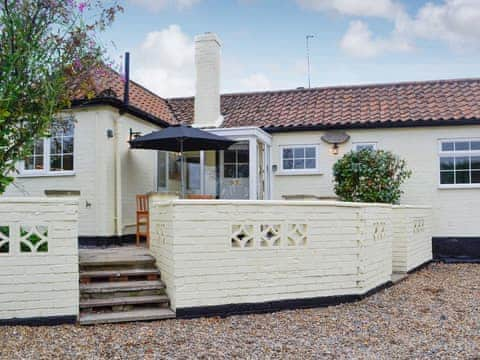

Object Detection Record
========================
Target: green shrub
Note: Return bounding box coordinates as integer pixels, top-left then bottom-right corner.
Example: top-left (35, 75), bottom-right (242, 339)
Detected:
top-left (333, 149), bottom-right (412, 204)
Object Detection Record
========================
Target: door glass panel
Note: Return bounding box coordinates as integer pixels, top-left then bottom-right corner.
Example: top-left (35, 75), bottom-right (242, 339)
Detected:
top-left (157, 152), bottom-right (167, 188)
top-left (221, 143), bottom-right (249, 199)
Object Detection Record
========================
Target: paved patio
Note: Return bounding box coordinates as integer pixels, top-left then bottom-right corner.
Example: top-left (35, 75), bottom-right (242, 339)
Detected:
top-left (0, 263), bottom-right (478, 359)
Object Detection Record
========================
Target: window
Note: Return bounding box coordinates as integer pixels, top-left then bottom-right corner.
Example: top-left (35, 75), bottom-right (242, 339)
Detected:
top-left (439, 139), bottom-right (480, 186)
top-left (224, 148), bottom-right (249, 179)
top-left (280, 145), bottom-right (318, 172)
top-left (23, 119), bottom-right (74, 175)
top-left (354, 142), bottom-right (377, 151)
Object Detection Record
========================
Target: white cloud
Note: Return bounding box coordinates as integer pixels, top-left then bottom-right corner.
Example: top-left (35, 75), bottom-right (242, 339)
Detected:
top-left (340, 20), bottom-right (411, 58)
top-left (239, 73), bottom-right (272, 91)
top-left (299, 0), bottom-right (480, 57)
top-left (296, 0), bottom-right (403, 19)
top-left (127, 0), bottom-right (201, 12)
top-left (410, 0), bottom-right (480, 47)
top-left (132, 25), bottom-right (195, 97)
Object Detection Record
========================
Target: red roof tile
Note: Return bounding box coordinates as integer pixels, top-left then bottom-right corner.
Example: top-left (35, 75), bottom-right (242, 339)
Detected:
top-left (168, 78), bottom-right (480, 129)
top-left (73, 68), bottom-right (176, 125)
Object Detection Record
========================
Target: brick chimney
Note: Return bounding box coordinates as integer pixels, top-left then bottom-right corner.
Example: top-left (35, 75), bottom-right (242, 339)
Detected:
top-left (194, 33), bottom-right (223, 128)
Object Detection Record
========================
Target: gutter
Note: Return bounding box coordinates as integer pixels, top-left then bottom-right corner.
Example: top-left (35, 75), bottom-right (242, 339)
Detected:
top-left (263, 118), bottom-right (480, 133)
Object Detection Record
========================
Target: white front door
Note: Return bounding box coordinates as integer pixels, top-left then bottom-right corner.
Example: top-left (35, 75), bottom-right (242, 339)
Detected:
top-left (220, 144), bottom-right (249, 199)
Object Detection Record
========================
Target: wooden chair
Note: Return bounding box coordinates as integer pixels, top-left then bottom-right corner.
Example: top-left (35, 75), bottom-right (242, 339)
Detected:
top-left (136, 194), bottom-right (150, 247)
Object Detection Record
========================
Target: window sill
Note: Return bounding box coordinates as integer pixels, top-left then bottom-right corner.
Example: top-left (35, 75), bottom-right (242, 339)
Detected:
top-left (17, 172), bottom-right (76, 179)
top-left (275, 171), bottom-right (323, 176)
top-left (438, 184), bottom-right (480, 190)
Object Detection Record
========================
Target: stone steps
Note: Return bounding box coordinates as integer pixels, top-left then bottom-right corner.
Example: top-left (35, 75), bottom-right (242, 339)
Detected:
top-left (80, 268), bottom-right (161, 281)
top-left (80, 280), bottom-right (165, 294)
top-left (79, 308), bottom-right (176, 325)
top-left (78, 247), bottom-right (175, 325)
top-left (80, 295), bottom-right (169, 309)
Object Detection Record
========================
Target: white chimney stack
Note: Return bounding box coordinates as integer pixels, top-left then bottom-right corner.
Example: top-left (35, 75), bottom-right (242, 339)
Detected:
top-left (194, 32), bottom-right (223, 128)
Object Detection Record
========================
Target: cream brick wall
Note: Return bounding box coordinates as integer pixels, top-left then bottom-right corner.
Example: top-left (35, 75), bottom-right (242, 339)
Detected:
top-left (0, 198), bottom-right (79, 320)
top-left (3, 106), bottom-right (160, 237)
top-left (149, 199), bottom-right (418, 311)
top-left (392, 206), bottom-right (433, 273)
top-left (272, 125), bottom-right (480, 237)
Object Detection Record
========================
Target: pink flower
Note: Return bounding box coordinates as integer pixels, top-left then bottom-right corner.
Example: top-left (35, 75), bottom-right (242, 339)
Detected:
top-left (78, 2), bottom-right (87, 13)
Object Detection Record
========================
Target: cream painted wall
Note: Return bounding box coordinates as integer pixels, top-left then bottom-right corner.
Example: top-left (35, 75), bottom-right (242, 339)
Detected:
top-left (4, 106), bottom-right (160, 237)
top-left (271, 125), bottom-right (480, 237)
top-left (0, 198), bottom-right (79, 321)
top-left (119, 113), bottom-right (159, 235)
top-left (149, 199), bottom-right (433, 310)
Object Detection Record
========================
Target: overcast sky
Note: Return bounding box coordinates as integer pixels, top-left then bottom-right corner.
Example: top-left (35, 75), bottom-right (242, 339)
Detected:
top-left (103, 0), bottom-right (480, 98)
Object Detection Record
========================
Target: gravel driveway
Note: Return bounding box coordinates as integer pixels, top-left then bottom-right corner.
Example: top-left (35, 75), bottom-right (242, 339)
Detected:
top-left (1, 263), bottom-right (479, 360)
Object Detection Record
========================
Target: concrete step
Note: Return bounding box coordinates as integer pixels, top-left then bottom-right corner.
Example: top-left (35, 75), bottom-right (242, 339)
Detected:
top-left (79, 247), bottom-right (156, 269)
top-left (80, 268), bottom-right (160, 281)
top-left (80, 280), bottom-right (165, 294)
top-left (79, 308), bottom-right (176, 325)
top-left (80, 295), bottom-right (169, 309)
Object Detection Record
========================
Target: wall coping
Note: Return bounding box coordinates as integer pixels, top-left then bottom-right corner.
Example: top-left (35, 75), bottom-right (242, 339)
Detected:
top-left (0, 197), bottom-right (79, 204)
top-left (153, 199), bottom-right (431, 209)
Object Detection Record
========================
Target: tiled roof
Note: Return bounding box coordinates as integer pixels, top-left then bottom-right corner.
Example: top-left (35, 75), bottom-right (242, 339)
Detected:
top-left (73, 68), bottom-right (176, 125)
top-left (168, 78), bottom-right (480, 130)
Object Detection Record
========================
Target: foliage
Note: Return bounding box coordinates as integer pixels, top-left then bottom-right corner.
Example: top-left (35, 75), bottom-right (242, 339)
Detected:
top-left (333, 149), bottom-right (412, 204)
top-left (0, 0), bottom-right (122, 193)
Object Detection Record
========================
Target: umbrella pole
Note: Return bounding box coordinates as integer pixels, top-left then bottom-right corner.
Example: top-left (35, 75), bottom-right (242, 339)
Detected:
top-left (180, 139), bottom-right (185, 199)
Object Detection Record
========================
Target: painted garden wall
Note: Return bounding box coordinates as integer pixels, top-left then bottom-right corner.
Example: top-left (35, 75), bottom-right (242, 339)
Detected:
top-left (149, 198), bottom-right (432, 313)
top-left (0, 198), bottom-right (79, 322)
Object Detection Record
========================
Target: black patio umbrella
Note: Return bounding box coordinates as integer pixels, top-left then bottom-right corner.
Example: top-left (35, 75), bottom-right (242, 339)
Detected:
top-left (129, 125), bottom-right (236, 197)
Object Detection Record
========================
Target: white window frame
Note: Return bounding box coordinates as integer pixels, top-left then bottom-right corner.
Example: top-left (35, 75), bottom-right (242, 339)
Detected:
top-left (278, 144), bottom-right (321, 175)
top-left (353, 142), bottom-right (378, 152)
top-left (438, 138), bottom-right (480, 189)
top-left (19, 123), bottom-right (75, 177)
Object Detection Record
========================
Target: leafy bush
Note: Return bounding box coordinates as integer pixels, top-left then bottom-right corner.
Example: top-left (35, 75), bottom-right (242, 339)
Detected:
top-left (333, 149), bottom-right (412, 204)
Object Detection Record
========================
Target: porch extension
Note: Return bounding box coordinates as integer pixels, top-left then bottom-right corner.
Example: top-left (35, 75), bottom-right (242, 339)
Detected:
top-left (79, 247), bottom-right (175, 325)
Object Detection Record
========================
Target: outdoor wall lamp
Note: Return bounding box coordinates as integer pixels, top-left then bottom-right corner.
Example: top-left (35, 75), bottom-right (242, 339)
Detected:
top-left (329, 143), bottom-right (339, 155)
top-left (321, 131), bottom-right (350, 156)
top-left (129, 128), bottom-right (142, 142)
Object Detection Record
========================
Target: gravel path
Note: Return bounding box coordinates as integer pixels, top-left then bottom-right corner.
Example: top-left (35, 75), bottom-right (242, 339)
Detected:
top-left (1, 263), bottom-right (479, 360)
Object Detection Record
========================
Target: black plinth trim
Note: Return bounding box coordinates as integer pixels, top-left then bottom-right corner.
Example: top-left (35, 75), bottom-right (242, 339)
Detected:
top-left (0, 315), bottom-right (77, 327)
top-left (432, 237), bottom-right (480, 263)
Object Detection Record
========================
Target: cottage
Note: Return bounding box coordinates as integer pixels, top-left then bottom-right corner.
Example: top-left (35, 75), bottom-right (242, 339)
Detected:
top-left (4, 32), bottom-right (479, 258)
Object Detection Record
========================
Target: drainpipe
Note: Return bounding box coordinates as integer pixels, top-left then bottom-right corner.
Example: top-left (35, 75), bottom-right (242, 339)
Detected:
top-left (113, 52), bottom-right (130, 238)
top-left (113, 117), bottom-right (123, 239)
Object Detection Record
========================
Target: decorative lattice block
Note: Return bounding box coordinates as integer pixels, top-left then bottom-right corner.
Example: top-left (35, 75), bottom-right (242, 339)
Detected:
top-left (20, 225), bottom-right (49, 253)
top-left (0, 226), bottom-right (9, 254)
top-left (287, 224), bottom-right (308, 247)
top-left (231, 224), bottom-right (254, 248)
top-left (259, 224), bottom-right (281, 248)
top-left (413, 218), bottom-right (425, 233)
top-left (373, 222), bottom-right (386, 241)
